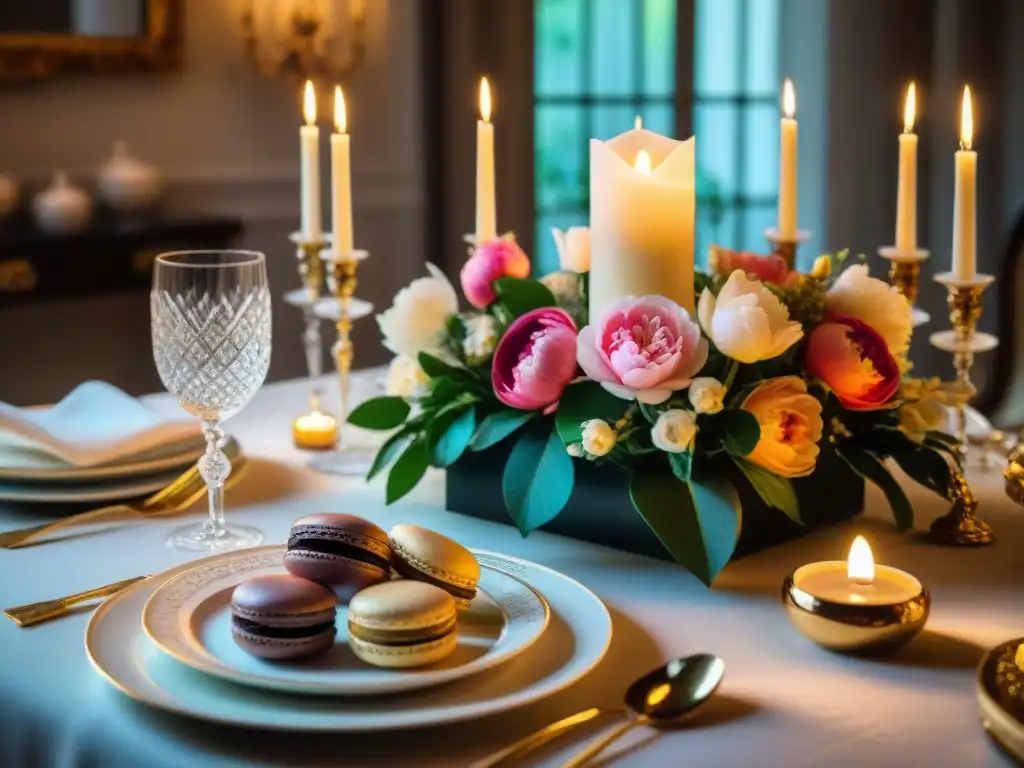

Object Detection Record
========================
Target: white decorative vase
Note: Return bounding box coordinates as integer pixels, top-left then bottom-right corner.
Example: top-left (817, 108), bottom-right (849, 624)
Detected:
top-left (0, 175), bottom-right (19, 220)
top-left (33, 172), bottom-right (93, 234)
top-left (97, 141), bottom-right (162, 212)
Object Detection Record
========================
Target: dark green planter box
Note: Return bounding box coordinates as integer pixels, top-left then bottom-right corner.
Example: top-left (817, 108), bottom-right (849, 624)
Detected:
top-left (446, 442), bottom-right (864, 561)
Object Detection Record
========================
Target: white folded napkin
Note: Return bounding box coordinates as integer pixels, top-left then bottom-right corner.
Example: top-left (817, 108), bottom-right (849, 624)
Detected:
top-left (0, 381), bottom-right (202, 468)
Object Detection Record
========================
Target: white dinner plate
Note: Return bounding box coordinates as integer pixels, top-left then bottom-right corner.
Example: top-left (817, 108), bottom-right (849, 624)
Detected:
top-left (0, 440), bottom-right (202, 484)
top-left (86, 549), bottom-right (612, 732)
top-left (141, 546), bottom-right (550, 696)
top-left (0, 468), bottom-right (183, 504)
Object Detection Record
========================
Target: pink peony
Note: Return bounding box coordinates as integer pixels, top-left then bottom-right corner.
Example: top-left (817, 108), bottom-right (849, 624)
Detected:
top-left (492, 307), bottom-right (578, 411)
top-left (804, 315), bottom-right (900, 411)
top-left (577, 295), bottom-right (709, 404)
top-left (461, 237), bottom-right (531, 309)
top-left (708, 244), bottom-right (797, 287)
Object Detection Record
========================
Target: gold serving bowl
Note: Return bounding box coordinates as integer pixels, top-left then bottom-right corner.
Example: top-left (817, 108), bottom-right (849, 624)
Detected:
top-left (781, 570), bottom-right (931, 655)
top-left (978, 638), bottom-right (1024, 762)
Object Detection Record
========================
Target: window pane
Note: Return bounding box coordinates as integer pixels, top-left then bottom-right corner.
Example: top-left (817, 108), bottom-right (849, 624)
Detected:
top-left (745, 0), bottom-right (779, 95)
top-left (695, 103), bottom-right (738, 196)
top-left (643, 0), bottom-right (676, 96)
top-left (741, 204), bottom-right (777, 251)
top-left (536, 0), bottom-right (584, 97)
top-left (592, 105), bottom-right (636, 141)
top-left (536, 105), bottom-right (585, 211)
top-left (695, 0), bottom-right (739, 96)
top-left (639, 103), bottom-right (674, 138)
top-left (590, 0), bottom-right (636, 96)
top-left (742, 102), bottom-right (779, 197)
top-left (696, 206), bottom-right (737, 269)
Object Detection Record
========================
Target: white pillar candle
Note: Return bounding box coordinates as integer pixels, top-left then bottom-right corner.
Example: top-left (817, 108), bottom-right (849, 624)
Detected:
top-left (895, 83), bottom-right (918, 253)
top-left (777, 79), bottom-right (798, 239)
top-left (952, 85), bottom-right (977, 280)
top-left (589, 126), bottom-right (695, 318)
top-left (331, 86), bottom-right (353, 256)
top-left (475, 77), bottom-right (497, 244)
top-left (300, 80), bottom-right (322, 241)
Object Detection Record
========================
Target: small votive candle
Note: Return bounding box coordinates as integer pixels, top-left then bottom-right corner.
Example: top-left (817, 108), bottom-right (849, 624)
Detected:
top-left (782, 536), bottom-right (930, 655)
top-left (292, 410), bottom-right (339, 451)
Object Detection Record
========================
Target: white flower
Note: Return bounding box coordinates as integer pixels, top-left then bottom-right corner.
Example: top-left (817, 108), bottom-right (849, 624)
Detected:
top-left (697, 271), bottom-right (804, 364)
top-left (385, 355), bottom-right (430, 399)
top-left (826, 264), bottom-right (912, 355)
top-left (581, 419), bottom-right (616, 456)
top-left (651, 409), bottom-right (698, 454)
top-left (539, 271), bottom-right (581, 306)
top-left (567, 443), bottom-right (584, 458)
top-left (377, 263), bottom-right (459, 358)
top-left (462, 314), bottom-right (498, 364)
top-left (551, 226), bottom-right (590, 273)
top-left (688, 377), bottom-right (726, 414)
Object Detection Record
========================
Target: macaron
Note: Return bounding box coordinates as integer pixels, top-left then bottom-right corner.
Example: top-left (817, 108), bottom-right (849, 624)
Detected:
top-left (388, 524), bottom-right (480, 610)
top-left (347, 580), bottom-right (458, 668)
top-left (230, 574), bottom-right (337, 660)
top-left (284, 513), bottom-right (392, 601)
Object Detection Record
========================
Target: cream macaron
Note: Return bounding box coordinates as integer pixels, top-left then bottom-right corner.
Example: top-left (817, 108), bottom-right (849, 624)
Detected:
top-left (388, 524), bottom-right (481, 610)
top-left (347, 580), bottom-right (458, 668)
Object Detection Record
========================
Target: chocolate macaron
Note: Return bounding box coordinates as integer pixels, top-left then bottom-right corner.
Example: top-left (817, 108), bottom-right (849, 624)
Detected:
top-left (388, 524), bottom-right (480, 610)
top-left (231, 574), bottom-right (337, 660)
top-left (284, 514), bottom-right (392, 601)
top-left (347, 580), bottom-right (458, 668)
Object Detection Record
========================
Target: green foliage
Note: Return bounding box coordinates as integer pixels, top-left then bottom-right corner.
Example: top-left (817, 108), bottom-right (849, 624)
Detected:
top-left (700, 410), bottom-right (760, 457)
top-left (386, 439), bottom-right (430, 504)
top-left (835, 444), bottom-right (914, 531)
top-left (367, 428), bottom-right (415, 481)
top-left (494, 277), bottom-right (557, 318)
top-left (502, 421), bottom-right (575, 536)
top-left (427, 407), bottom-right (477, 467)
top-left (668, 451), bottom-right (693, 483)
top-left (734, 459), bottom-right (801, 525)
top-left (555, 382), bottom-right (630, 445)
top-left (348, 397), bottom-right (411, 430)
top-left (471, 409), bottom-right (534, 452)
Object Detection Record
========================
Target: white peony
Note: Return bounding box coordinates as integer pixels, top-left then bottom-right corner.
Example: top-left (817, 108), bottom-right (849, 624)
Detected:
top-left (581, 419), bottom-right (616, 456)
top-left (651, 409), bottom-right (698, 454)
top-left (697, 270), bottom-right (803, 364)
top-left (551, 226), bottom-right (590, 273)
top-left (826, 264), bottom-right (912, 355)
top-left (377, 263), bottom-right (459, 358)
top-left (688, 377), bottom-right (726, 414)
top-left (462, 313), bottom-right (498, 364)
top-left (385, 355), bottom-right (430, 399)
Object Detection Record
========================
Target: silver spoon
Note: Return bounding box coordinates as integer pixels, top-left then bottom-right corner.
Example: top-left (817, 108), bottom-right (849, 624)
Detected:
top-left (472, 653), bottom-right (725, 768)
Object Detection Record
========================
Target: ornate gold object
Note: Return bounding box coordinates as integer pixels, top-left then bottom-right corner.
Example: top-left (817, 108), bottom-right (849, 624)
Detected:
top-left (890, 260), bottom-right (920, 304)
top-left (0, 259), bottom-right (37, 292)
top-left (4, 575), bottom-right (150, 627)
top-left (764, 228), bottom-right (810, 271)
top-left (0, 0), bottom-right (182, 82)
top-left (322, 250), bottom-right (367, 432)
top-left (781, 571), bottom-right (930, 655)
top-left (1004, 445), bottom-right (1024, 509)
top-left (930, 467), bottom-right (994, 545)
top-left (978, 638), bottom-right (1024, 762)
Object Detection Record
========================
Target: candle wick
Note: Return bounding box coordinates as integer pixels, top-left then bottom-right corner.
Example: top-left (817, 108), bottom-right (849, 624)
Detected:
top-left (850, 577), bottom-right (873, 587)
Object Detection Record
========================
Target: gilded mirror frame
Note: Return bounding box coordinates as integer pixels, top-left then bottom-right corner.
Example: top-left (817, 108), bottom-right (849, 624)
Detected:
top-left (0, 0), bottom-right (182, 81)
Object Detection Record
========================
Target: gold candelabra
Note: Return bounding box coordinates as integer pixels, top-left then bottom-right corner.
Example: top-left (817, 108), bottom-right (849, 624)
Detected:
top-left (764, 228), bottom-right (811, 271)
top-left (879, 246), bottom-right (931, 326)
top-left (321, 249), bottom-right (367, 429)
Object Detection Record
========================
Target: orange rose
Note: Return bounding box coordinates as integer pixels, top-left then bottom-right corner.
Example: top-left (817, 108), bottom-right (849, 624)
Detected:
top-left (805, 316), bottom-right (900, 411)
top-left (741, 376), bottom-right (823, 478)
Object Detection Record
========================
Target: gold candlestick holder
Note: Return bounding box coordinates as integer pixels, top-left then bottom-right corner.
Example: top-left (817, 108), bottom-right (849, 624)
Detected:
top-left (928, 272), bottom-right (998, 545)
top-left (764, 227), bottom-right (811, 271)
top-left (878, 246), bottom-right (931, 327)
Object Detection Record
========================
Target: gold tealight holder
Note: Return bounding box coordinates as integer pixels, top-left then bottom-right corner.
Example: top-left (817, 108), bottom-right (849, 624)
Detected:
top-left (781, 537), bottom-right (930, 655)
top-left (977, 638), bottom-right (1024, 762)
top-left (764, 227), bottom-right (811, 271)
top-left (878, 245), bottom-right (931, 326)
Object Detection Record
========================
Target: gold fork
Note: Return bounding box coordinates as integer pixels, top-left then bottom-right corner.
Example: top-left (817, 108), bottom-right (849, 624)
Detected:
top-left (0, 438), bottom-right (245, 549)
top-left (4, 575), bottom-right (150, 627)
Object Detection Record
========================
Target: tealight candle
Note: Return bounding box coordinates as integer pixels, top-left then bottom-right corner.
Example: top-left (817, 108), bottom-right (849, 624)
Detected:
top-left (782, 536), bottom-right (930, 655)
top-left (292, 410), bottom-right (339, 451)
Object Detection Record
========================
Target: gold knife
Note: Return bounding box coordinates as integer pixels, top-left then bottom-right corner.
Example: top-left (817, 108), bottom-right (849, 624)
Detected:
top-left (4, 575), bottom-right (149, 627)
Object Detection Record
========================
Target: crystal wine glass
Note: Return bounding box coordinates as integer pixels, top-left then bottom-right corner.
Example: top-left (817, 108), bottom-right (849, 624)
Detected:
top-left (151, 250), bottom-right (272, 552)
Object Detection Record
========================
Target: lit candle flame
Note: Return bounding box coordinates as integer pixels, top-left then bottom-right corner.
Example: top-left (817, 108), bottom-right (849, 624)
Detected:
top-left (634, 149), bottom-right (652, 175)
top-left (782, 78), bottom-right (796, 119)
top-left (303, 80), bottom-right (316, 125)
top-left (903, 82), bottom-right (916, 133)
top-left (480, 77), bottom-right (492, 123)
top-left (847, 535), bottom-right (875, 585)
top-left (334, 86), bottom-right (347, 134)
top-left (960, 85), bottom-right (973, 151)
top-left (634, 115), bottom-right (643, 130)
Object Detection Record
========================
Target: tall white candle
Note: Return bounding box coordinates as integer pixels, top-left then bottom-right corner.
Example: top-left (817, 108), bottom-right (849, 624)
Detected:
top-left (475, 77), bottom-right (497, 244)
top-left (777, 79), bottom-right (798, 239)
top-left (300, 80), bottom-right (322, 241)
top-left (589, 126), bottom-right (695, 318)
top-left (331, 86), bottom-right (353, 256)
top-left (952, 85), bottom-right (977, 280)
top-left (895, 83), bottom-right (918, 253)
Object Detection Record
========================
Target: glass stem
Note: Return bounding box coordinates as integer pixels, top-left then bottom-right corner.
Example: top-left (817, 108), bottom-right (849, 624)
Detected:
top-left (198, 420), bottom-right (231, 537)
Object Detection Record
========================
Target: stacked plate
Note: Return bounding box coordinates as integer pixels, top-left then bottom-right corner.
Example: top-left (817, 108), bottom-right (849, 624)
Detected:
top-left (0, 381), bottom-right (204, 505)
top-left (86, 546), bottom-right (613, 731)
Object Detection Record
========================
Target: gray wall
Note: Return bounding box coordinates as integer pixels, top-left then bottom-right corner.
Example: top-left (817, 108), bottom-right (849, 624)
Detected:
top-left (0, 0), bottom-right (424, 405)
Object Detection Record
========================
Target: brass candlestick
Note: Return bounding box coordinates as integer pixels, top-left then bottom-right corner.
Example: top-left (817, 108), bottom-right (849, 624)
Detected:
top-left (879, 246), bottom-right (931, 326)
top-left (764, 227), bottom-right (811, 271)
top-left (321, 249), bottom-right (368, 428)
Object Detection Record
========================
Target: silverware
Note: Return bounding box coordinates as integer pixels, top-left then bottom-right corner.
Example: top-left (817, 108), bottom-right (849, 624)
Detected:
top-left (0, 439), bottom-right (245, 549)
top-left (4, 574), bottom-right (149, 627)
top-left (473, 654), bottom-right (725, 768)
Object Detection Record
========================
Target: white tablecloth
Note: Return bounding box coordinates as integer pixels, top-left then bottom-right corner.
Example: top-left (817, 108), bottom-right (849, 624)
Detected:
top-left (1, 371), bottom-right (1021, 768)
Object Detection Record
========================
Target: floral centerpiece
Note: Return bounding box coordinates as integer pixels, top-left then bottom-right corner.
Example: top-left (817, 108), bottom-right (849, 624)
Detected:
top-left (352, 231), bottom-right (961, 586)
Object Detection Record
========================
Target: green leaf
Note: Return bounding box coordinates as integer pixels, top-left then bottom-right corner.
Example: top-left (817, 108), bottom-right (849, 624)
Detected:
top-left (472, 409), bottom-right (534, 451)
top-left (734, 459), bottom-right (801, 525)
top-left (494, 277), bottom-right (557, 318)
top-left (890, 448), bottom-right (953, 500)
top-left (429, 407), bottom-right (477, 467)
top-left (386, 439), bottom-right (430, 504)
top-left (502, 422), bottom-right (575, 536)
top-left (638, 402), bottom-right (662, 425)
top-left (720, 410), bottom-right (761, 457)
top-left (348, 397), bottom-right (411, 430)
top-left (555, 381), bottom-right (630, 445)
top-left (837, 447), bottom-right (914, 531)
top-left (629, 472), bottom-right (741, 586)
top-left (418, 352), bottom-right (462, 380)
top-left (367, 428), bottom-right (415, 481)
top-left (668, 451), bottom-right (693, 483)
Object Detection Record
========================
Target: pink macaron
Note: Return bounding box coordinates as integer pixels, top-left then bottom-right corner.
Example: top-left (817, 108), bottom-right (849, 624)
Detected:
top-left (230, 574), bottom-right (337, 661)
top-left (283, 513), bottom-right (393, 601)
